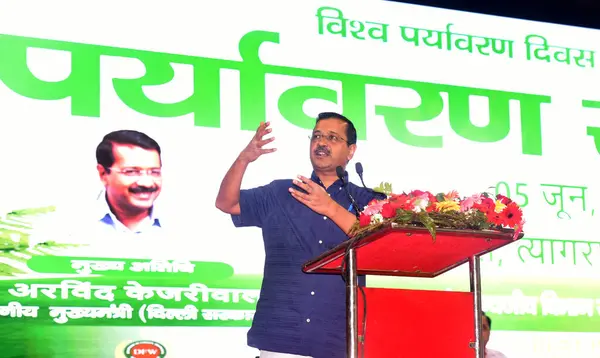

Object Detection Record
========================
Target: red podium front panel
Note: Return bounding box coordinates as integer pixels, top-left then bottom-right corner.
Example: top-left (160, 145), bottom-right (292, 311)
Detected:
top-left (357, 288), bottom-right (475, 358)
top-left (303, 226), bottom-right (516, 277)
top-left (302, 225), bottom-right (521, 358)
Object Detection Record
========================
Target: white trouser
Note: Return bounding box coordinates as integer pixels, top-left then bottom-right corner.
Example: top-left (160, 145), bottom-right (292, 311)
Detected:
top-left (260, 350), bottom-right (312, 358)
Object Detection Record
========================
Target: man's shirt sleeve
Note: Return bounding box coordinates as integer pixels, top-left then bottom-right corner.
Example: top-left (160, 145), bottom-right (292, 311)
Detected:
top-left (231, 183), bottom-right (272, 228)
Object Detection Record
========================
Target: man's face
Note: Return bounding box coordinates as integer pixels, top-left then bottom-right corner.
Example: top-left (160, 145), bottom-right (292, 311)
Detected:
top-left (482, 315), bottom-right (491, 347)
top-left (98, 144), bottom-right (162, 214)
top-left (309, 118), bottom-right (356, 172)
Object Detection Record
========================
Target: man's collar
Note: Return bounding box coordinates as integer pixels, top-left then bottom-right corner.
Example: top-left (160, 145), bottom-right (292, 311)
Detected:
top-left (310, 170), bottom-right (347, 188)
top-left (311, 171), bottom-right (321, 184)
top-left (96, 190), bottom-right (161, 227)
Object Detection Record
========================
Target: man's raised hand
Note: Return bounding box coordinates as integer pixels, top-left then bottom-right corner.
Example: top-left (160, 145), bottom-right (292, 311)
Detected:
top-left (239, 121), bottom-right (276, 163)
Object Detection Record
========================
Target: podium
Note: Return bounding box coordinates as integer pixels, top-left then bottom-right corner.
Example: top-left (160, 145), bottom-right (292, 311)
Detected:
top-left (303, 223), bottom-right (523, 358)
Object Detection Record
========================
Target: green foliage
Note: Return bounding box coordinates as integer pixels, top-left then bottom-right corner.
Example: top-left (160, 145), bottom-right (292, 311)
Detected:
top-left (416, 212), bottom-right (436, 241)
top-left (0, 206), bottom-right (67, 276)
top-left (373, 182), bottom-right (393, 196)
top-left (8, 206), bottom-right (56, 216)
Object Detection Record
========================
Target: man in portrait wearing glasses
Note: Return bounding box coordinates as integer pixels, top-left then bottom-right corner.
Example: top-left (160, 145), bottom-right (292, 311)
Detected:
top-left (28, 129), bottom-right (165, 246)
top-left (216, 112), bottom-right (383, 358)
top-left (94, 129), bottom-right (163, 237)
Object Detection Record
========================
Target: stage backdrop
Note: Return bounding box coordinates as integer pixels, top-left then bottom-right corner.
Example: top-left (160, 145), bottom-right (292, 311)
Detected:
top-left (1, 0), bottom-right (599, 357)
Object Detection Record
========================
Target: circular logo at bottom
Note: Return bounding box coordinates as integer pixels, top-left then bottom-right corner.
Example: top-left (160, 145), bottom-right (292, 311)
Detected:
top-left (124, 341), bottom-right (167, 358)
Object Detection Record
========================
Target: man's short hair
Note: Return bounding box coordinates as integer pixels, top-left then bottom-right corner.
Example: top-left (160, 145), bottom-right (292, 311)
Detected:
top-left (483, 312), bottom-right (492, 329)
top-left (316, 112), bottom-right (357, 146)
top-left (96, 130), bottom-right (161, 169)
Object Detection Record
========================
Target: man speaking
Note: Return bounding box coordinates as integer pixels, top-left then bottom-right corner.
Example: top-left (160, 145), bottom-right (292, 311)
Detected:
top-left (216, 112), bottom-right (382, 358)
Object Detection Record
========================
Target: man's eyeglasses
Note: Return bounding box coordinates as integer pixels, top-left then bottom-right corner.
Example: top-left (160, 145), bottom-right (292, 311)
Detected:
top-left (309, 132), bottom-right (348, 144)
top-left (110, 168), bottom-right (162, 177)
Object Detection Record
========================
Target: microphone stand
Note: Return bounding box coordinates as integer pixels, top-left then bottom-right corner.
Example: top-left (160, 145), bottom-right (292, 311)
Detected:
top-left (336, 166), bottom-right (361, 220)
top-left (336, 166), bottom-right (360, 358)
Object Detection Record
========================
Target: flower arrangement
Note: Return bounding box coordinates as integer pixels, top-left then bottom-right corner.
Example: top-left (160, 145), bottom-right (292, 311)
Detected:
top-left (350, 186), bottom-right (525, 241)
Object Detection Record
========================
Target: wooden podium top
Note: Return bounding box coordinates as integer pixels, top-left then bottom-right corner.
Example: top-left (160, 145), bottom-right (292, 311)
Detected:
top-left (302, 224), bottom-right (521, 278)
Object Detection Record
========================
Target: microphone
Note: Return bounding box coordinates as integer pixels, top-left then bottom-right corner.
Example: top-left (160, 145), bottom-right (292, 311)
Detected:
top-left (354, 162), bottom-right (387, 200)
top-left (355, 162), bottom-right (367, 189)
top-left (336, 166), bottom-right (362, 219)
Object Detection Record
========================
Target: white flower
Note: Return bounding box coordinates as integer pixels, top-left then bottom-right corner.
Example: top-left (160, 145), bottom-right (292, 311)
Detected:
top-left (412, 198), bottom-right (429, 213)
top-left (371, 213), bottom-right (384, 224)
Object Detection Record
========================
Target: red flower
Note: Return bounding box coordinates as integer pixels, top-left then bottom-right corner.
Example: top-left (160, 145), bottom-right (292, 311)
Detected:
top-left (500, 202), bottom-right (523, 227)
top-left (389, 194), bottom-right (415, 210)
top-left (428, 193), bottom-right (438, 203)
top-left (381, 203), bottom-right (397, 218)
top-left (359, 213), bottom-right (372, 227)
top-left (486, 211), bottom-right (503, 226)
top-left (410, 190), bottom-right (426, 197)
top-left (496, 194), bottom-right (512, 205)
top-left (390, 193), bottom-right (410, 201)
top-left (474, 197), bottom-right (495, 214)
top-left (426, 193), bottom-right (438, 212)
top-left (411, 190), bottom-right (438, 203)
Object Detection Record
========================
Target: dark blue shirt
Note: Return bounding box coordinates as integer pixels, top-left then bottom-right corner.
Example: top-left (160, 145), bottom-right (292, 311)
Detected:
top-left (231, 172), bottom-right (381, 358)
